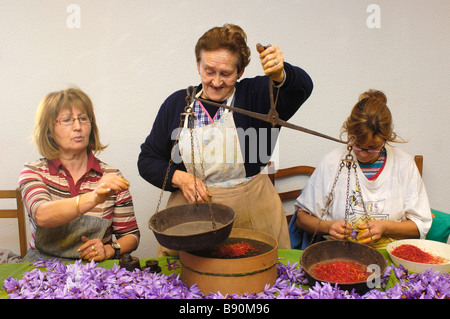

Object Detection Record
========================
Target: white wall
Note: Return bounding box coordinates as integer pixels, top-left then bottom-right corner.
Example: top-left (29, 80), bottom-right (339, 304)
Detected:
top-left (1, 0), bottom-right (449, 258)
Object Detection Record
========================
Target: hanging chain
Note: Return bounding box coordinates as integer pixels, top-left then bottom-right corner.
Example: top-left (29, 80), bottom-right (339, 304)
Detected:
top-left (155, 119), bottom-right (184, 214)
top-left (180, 87), bottom-right (217, 229)
top-left (310, 144), bottom-right (373, 244)
top-left (189, 117), bottom-right (217, 229)
top-left (351, 157), bottom-right (373, 241)
top-left (188, 115), bottom-right (199, 203)
top-left (310, 149), bottom-right (346, 243)
top-left (155, 87), bottom-right (197, 214)
top-left (343, 147), bottom-right (355, 233)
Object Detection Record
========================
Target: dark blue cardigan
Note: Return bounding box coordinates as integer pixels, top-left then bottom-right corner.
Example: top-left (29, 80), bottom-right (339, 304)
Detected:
top-left (138, 62), bottom-right (313, 192)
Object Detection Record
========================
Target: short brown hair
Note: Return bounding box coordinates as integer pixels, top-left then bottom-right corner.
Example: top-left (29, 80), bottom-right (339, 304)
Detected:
top-left (195, 24), bottom-right (251, 74)
top-left (33, 88), bottom-right (107, 159)
top-left (341, 90), bottom-right (402, 146)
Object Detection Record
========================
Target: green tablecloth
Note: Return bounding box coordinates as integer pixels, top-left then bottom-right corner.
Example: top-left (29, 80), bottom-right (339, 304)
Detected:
top-left (0, 249), bottom-right (394, 299)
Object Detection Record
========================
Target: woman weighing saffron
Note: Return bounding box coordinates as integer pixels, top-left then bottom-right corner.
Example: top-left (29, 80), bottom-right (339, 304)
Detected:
top-left (138, 24), bottom-right (313, 255)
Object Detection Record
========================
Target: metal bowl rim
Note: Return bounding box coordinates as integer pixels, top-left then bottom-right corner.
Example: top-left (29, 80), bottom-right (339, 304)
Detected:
top-left (301, 240), bottom-right (388, 285)
top-left (149, 202), bottom-right (236, 237)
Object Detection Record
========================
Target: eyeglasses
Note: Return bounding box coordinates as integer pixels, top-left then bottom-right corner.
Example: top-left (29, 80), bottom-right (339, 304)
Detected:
top-left (54, 115), bottom-right (92, 126)
top-left (352, 144), bottom-right (384, 154)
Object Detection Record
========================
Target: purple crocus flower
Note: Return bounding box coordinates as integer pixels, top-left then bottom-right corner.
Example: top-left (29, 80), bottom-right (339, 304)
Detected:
top-left (166, 258), bottom-right (180, 270)
top-left (3, 258), bottom-right (449, 299)
top-left (3, 277), bottom-right (20, 294)
top-left (393, 264), bottom-right (408, 279)
top-left (363, 288), bottom-right (386, 299)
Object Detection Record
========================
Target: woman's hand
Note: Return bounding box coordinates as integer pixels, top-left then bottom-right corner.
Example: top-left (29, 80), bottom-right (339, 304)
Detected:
top-left (93, 174), bottom-right (130, 205)
top-left (256, 44), bottom-right (285, 83)
top-left (355, 220), bottom-right (386, 245)
top-left (172, 170), bottom-right (211, 203)
top-left (328, 220), bottom-right (353, 240)
top-left (78, 236), bottom-right (108, 262)
top-left (357, 219), bottom-right (422, 245)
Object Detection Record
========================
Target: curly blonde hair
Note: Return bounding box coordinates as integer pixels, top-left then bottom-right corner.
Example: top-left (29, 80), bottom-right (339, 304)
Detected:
top-left (341, 89), bottom-right (403, 146)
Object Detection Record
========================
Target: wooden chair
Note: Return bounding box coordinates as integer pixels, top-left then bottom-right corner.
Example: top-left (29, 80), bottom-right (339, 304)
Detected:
top-left (414, 155), bottom-right (423, 176)
top-left (0, 188), bottom-right (27, 257)
top-left (268, 162), bottom-right (315, 224)
top-left (269, 155), bottom-right (424, 224)
top-left (269, 164), bottom-right (315, 202)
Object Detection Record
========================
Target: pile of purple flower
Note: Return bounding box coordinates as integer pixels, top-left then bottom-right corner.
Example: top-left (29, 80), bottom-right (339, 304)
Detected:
top-left (3, 259), bottom-right (449, 299)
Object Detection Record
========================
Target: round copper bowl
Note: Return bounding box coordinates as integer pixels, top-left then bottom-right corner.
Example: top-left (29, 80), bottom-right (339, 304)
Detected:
top-left (301, 240), bottom-right (387, 294)
top-left (149, 202), bottom-right (235, 251)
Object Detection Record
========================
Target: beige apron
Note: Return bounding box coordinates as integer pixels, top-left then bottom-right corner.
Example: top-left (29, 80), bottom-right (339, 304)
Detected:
top-left (158, 91), bottom-right (289, 256)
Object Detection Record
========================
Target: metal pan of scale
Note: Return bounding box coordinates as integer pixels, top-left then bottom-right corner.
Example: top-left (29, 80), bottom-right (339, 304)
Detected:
top-left (301, 240), bottom-right (387, 294)
top-left (149, 203), bottom-right (236, 251)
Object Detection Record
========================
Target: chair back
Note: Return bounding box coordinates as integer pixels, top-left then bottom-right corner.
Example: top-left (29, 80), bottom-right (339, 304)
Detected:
top-left (0, 188), bottom-right (27, 257)
top-left (414, 155), bottom-right (423, 176)
top-left (268, 162), bottom-right (315, 224)
top-left (270, 165), bottom-right (315, 201)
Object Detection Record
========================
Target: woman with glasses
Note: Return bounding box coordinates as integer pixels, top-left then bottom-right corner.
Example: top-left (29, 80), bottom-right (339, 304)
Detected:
top-left (290, 90), bottom-right (432, 249)
top-left (19, 88), bottom-right (140, 262)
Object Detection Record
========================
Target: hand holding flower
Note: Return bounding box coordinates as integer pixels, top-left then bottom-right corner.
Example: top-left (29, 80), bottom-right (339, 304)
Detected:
top-left (93, 174), bottom-right (130, 205)
top-left (328, 220), bottom-right (353, 240)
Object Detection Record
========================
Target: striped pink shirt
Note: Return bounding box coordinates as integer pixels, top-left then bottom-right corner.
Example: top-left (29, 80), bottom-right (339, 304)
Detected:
top-left (19, 152), bottom-right (140, 251)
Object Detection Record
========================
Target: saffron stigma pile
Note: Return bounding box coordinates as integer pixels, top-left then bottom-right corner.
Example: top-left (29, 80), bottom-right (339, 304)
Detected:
top-left (3, 258), bottom-right (450, 299)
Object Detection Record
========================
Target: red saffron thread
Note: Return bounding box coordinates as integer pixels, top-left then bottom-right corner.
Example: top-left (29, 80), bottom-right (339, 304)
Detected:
top-left (311, 261), bottom-right (370, 283)
top-left (391, 244), bottom-right (446, 264)
top-left (215, 242), bottom-right (256, 258)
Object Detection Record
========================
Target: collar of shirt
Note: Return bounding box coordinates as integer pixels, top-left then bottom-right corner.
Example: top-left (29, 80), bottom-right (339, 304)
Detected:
top-left (47, 151), bottom-right (103, 176)
top-left (194, 100), bottom-right (225, 127)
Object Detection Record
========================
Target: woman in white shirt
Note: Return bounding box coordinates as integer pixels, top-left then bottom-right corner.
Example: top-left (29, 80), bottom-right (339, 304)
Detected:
top-left (291, 90), bottom-right (432, 249)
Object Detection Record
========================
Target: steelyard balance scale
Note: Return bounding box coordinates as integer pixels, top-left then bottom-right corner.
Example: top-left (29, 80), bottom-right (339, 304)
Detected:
top-left (148, 76), bottom-right (385, 293)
